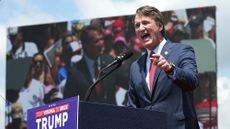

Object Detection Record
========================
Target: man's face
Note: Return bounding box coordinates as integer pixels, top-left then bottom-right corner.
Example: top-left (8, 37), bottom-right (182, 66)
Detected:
top-left (14, 32), bottom-right (24, 47)
top-left (84, 30), bottom-right (104, 59)
top-left (33, 54), bottom-right (44, 72)
top-left (134, 14), bottom-right (163, 50)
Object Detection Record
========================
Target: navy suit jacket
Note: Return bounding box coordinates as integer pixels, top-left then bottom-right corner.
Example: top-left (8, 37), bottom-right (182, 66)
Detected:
top-left (128, 41), bottom-right (200, 129)
top-left (64, 55), bottom-right (118, 105)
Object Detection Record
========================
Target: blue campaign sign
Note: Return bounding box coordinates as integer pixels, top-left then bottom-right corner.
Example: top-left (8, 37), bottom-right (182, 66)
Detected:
top-left (27, 96), bottom-right (79, 129)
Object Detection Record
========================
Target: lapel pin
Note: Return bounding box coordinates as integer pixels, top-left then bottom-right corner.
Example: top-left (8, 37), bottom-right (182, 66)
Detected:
top-left (164, 51), bottom-right (169, 55)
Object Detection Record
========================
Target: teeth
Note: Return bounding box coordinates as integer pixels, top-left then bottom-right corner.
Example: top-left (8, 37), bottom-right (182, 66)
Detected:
top-left (141, 33), bottom-right (149, 40)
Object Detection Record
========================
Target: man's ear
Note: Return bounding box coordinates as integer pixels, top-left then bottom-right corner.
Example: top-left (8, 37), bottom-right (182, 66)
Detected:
top-left (158, 23), bottom-right (163, 31)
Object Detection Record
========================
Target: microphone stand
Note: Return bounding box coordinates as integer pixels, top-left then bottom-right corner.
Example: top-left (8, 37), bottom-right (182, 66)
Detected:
top-left (84, 62), bottom-right (122, 101)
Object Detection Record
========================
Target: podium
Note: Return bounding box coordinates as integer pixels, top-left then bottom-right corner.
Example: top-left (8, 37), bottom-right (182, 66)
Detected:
top-left (27, 96), bottom-right (167, 129)
top-left (79, 101), bottom-right (167, 129)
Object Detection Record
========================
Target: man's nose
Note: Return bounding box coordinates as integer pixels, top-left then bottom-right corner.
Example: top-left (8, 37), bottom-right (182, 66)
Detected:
top-left (139, 24), bottom-right (146, 31)
top-left (96, 39), bottom-right (104, 46)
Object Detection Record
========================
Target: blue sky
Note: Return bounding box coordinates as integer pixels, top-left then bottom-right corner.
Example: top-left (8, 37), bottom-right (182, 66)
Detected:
top-left (0, 0), bottom-right (230, 128)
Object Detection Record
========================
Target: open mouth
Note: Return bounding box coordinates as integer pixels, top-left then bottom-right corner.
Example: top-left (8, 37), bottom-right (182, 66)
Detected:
top-left (141, 32), bottom-right (150, 41)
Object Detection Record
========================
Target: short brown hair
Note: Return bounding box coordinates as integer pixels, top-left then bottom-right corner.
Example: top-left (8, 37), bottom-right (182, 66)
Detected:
top-left (80, 25), bottom-right (103, 44)
top-left (135, 5), bottom-right (166, 37)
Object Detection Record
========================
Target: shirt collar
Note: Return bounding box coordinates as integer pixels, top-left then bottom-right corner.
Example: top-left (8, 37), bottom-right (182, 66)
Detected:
top-left (147, 38), bottom-right (167, 57)
top-left (84, 54), bottom-right (100, 69)
top-left (84, 54), bottom-right (95, 67)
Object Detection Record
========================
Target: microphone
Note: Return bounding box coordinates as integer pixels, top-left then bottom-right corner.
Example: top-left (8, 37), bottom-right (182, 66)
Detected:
top-left (84, 51), bottom-right (133, 101)
top-left (102, 51), bottom-right (133, 70)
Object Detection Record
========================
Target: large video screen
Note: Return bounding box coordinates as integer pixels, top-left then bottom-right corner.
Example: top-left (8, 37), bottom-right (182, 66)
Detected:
top-left (5, 6), bottom-right (216, 129)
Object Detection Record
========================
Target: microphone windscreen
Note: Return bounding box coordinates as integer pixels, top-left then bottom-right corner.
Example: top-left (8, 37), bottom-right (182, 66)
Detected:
top-left (123, 51), bottom-right (133, 60)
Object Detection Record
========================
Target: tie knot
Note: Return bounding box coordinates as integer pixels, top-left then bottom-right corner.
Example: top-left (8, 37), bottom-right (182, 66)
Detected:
top-left (149, 51), bottom-right (155, 61)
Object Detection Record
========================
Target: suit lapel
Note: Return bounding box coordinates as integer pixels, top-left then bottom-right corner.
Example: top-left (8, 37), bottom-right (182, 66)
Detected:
top-left (78, 58), bottom-right (94, 85)
top-left (152, 41), bottom-right (173, 95)
top-left (139, 53), bottom-right (152, 98)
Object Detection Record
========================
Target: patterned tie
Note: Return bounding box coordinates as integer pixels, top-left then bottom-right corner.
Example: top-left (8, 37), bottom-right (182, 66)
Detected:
top-left (149, 51), bottom-right (157, 94)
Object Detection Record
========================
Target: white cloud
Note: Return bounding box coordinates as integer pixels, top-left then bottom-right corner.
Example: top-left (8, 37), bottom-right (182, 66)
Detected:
top-left (218, 77), bottom-right (230, 105)
top-left (218, 76), bottom-right (230, 128)
top-left (0, 89), bottom-right (6, 127)
top-left (73, 0), bottom-right (164, 19)
top-left (0, 0), bottom-right (65, 27)
top-left (0, 26), bottom-right (6, 129)
top-left (73, 0), bottom-right (216, 20)
top-left (0, 26), bottom-right (6, 56)
top-left (216, 1), bottom-right (230, 73)
top-left (5, 11), bottom-right (59, 27)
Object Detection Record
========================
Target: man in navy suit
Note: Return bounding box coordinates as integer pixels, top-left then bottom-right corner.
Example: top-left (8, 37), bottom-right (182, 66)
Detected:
top-left (64, 25), bottom-right (119, 104)
top-left (128, 5), bottom-right (200, 129)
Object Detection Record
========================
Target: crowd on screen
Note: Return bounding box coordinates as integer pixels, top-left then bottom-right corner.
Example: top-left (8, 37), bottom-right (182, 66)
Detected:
top-left (5, 7), bottom-right (216, 129)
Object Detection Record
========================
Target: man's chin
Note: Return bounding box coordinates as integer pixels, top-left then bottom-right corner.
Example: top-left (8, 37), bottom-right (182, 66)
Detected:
top-left (143, 43), bottom-right (154, 50)
top-left (143, 41), bottom-right (151, 46)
